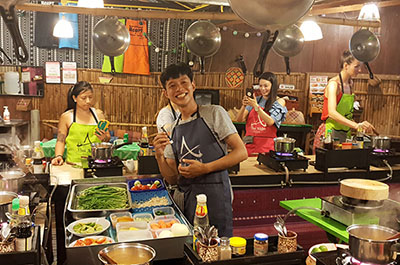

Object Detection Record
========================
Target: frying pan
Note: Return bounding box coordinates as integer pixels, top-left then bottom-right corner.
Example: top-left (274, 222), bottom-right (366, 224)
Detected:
top-left (350, 29), bottom-right (380, 79)
top-left (93, 17), bottom-right (130, 74)
top-left (272, 25), bottom-right (304, 75)
top-left (0, 0), bottom-right (28, 63)
top-left (185, 20), bottom-right (221, 74)
top-left (228, 0), bottom-right (315, 30)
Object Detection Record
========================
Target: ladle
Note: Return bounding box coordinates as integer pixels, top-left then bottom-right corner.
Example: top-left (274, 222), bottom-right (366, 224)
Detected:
top-left (98, 250), bottom-right (118, 265)
top-left (386, 232), bottom-right (400, 241)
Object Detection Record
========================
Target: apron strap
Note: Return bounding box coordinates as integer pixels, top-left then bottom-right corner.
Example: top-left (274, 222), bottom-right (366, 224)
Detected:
top-left (169, 101), bottom-right (177, 120)
top-left (73, 107), bottom-right (99, 124)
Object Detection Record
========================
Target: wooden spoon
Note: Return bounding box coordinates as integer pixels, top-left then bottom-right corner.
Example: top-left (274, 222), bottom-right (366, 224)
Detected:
top-left (99, 251), bottom-right (118, 265)
top-left (386, 232), bottom-right (400, 241)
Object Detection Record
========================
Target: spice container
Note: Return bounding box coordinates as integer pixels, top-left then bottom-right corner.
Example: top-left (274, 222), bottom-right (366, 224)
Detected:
top-left (229, 236), bottom-right (246, 256)
top-left (218, 237), bottom-right (231, 260)
top-left (254, 233), bottom-right (269, 256)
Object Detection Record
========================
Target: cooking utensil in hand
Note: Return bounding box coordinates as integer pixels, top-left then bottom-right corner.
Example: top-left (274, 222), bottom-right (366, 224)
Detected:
top-left (185, 20), bottom-right (221, 74)
top-left (350, 29), bottom-right (380, 79)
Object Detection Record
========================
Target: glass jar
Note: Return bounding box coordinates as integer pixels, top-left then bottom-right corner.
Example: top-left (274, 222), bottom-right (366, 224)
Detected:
top-left (254, 233), bottom-right (269, 256)
top-left (218, 237), bottom-right (232, 260)
top-left (230, 236), bottom-right (246, 256)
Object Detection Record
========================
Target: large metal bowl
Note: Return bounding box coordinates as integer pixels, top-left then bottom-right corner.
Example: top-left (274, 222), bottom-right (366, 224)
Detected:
top-left (0, 191), bottom-right (18, 223)
top-left (98, 242), bottom-right (156, 265)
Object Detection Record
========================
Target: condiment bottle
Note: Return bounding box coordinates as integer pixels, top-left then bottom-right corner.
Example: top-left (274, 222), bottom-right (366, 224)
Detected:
top-left (218, 237), bottom-right (232, 260)
top-left (356, 127), bottom-right (364, 149)
top-left (14, 196), bottom-right (33, 252)
top-left (254, 233), bottom-right (269, 256)
top-left (3, 106), bottom-right (10, 123)
top-left (193, 194), bottom-right (209, 250)
top-left (324, 129), bottom-right (333, 150)
top-left (230, 236), bottom-right (246, 256)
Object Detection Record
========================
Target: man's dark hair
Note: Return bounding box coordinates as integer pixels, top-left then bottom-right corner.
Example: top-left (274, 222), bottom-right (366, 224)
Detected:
top-left (160, 62), bottom-right (193, 89)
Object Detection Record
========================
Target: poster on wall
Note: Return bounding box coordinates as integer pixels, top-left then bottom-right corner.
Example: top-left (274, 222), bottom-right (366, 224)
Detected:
top-left (309, 75), bottom-right (328, 94)
top-left (62, 62), bottom-right (77, 84)
top-left (45, 62), bottom-right (61, 83)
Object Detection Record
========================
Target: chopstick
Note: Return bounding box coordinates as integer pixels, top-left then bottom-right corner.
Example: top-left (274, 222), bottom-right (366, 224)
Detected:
top-left (161, 126), bottom-right (173, 144)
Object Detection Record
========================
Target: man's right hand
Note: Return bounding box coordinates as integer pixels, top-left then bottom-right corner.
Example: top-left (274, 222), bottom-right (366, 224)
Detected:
top-left (51, 156), bottom-right (64, 166)
top-left (153, 132), bottom-right (171, 159)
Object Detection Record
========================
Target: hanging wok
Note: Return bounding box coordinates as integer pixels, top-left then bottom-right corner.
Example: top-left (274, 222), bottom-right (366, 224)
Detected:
top-left (0, 0), bottom-right (29, 63)
top-left (349, 29), bottom-right (380, 79)
top-left (273, 25), bottom-right (305, 75)
top-left (228, 0), bottom-right (315, 30)
top-left (93, 17), bottom-right (130, 74)
top-left (185, 20), bottom-right (221, 74)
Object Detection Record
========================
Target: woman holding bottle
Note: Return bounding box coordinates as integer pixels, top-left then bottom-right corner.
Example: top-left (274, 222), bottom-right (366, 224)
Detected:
top-left (236, 72), bottom-right (287, 156)
top-left (51, 81), bottom-right (110, 166)
top-left (313, 50), bottom-right (376, 151)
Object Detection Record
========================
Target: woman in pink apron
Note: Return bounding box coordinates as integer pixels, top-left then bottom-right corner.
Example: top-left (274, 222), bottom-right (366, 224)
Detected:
top-left (313, 51), bottom-right (376, 153)
top-left (236, 72), bottom-right (287, 156)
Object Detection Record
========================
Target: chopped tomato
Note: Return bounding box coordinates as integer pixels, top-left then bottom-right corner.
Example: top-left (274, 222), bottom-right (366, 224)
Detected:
top-left (74, 240), bottom-right (85, 247)
top-left (83, 238), bottom-right (94, 246)
top-left (95, 237), bottom-right (106, 244)
top-left (149, 183), bottom-right (158, 190)
top-left (141, 184), bottom-right (150, 190)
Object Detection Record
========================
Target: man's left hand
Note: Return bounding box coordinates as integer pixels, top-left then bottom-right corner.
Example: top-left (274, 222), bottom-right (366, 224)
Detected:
top-left (178, 159), bottom-right (209, 178)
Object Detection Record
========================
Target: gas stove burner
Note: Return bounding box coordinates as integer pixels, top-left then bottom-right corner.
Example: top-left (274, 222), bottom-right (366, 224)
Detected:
top-left (373, 149), bottom-right (390, 153)
top-left (275, 152), bottom-right (294, 157)
top-left (339, 196), bottom-right (384, 209)
top-left (335, 249), bottom-right (395, 265)
top-left (94, 159), bottom-right (111, 164)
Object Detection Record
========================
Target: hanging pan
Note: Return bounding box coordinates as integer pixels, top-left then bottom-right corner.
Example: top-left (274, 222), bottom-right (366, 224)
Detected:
top-left (0, 0), bottom-right (29, 63)
top-left (273, 25), bottom-right (305, 75)
top-left (185, 20), bottom-right (221, 74)
top-left (350, 29), bottom-right (380, 79)
top-left (93, 17), bottom-right (130, 74)
top-left (228, 0), bottom-right (314, 31)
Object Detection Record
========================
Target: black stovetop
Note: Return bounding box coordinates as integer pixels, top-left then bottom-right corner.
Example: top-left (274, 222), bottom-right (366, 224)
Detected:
top-left (84, 156), bottom-right (123, 178)
top-left (314, 248), bottom-right (399, 265)
top-left (370, 149), bottom-right (400, 167)
top-left (257, 151), bottom-right (309, 172)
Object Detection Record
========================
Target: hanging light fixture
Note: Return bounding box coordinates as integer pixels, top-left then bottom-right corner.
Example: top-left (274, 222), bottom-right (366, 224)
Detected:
top-left (358, 3), bottom-right (380, 21)
top-left (78, 0), bottom-right (104, 8)
top-left (299, 20), bottom-right (323, 41)
top-left (53, 16), bottom-right (73, 38)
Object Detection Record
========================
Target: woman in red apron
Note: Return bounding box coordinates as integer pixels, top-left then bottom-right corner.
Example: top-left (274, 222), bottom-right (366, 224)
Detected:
top-left (236, 72), bottom-right (287, 156)
top-left (313, 51), bottom-right (375, 153)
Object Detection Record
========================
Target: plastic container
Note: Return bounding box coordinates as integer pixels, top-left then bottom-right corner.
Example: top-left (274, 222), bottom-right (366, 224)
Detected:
top-left (133, 213), bottom-right (153, 223)
top-left (149, 217), bottom-right (180, 237)
top-left (155, 229), bottom-right (173, 238)
top-left (230, 236), bottom-right (246, 256)
top-left (128, 178), bottom-right (165, 193)
top-left (342, 142), bottom-right (353, 150)
top-left (254, 233), bottom-right (269, 256)
top-left (153, 206), bottom-right (175, 219)
top-left (109, 212), bottom-right (132, 229)
top-left (117, 229), bottom-right (153, 242)
top-left (116, 221), bottom-right (149, 233)
top-left (130, 189), bottom-right (172, 213)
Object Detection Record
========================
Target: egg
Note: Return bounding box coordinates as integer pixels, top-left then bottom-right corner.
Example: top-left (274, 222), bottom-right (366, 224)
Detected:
top-left (158, 230), bottom-right (173, 238)
top-left (171, 223), bottom-right (189, 236)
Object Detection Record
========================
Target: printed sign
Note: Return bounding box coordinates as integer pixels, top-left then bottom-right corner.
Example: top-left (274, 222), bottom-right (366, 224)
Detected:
top-left (310, 75), bottom-right (328, 94)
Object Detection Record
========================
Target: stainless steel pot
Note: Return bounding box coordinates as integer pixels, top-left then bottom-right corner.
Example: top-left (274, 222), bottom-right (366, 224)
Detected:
top-left (372, 136), bottom-right (391, 150)
top-left (0, 191), bottom-right (18, 223)
top-left (98, 242), bottom-right (156, 265)
top-left (0, 169), bottom-right (25, 193)
top-left (274, 134), bottom-right (296, 153)
top-left (347, 224), bottom-right (400, 264)
top-left (91, 142), bottom-right (114, 161)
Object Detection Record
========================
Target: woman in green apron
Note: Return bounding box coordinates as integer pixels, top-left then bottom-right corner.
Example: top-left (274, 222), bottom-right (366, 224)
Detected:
top-left (314, 51), bottom-right (375, 151)
top-left (51, 81), bottom-right (110, 166)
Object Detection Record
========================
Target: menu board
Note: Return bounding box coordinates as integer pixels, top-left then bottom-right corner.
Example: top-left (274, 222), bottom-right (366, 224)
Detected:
top-left (309, 75), bottom-right (328, 94)
top-left (45, 62), bottom-right (61, 83)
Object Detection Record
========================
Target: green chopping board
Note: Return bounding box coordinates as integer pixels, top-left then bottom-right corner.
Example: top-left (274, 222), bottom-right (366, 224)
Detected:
top-left (280, 198), bottom-right (349, 243)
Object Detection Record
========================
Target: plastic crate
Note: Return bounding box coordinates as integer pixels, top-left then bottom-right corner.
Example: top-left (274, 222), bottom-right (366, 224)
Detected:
top-left (128, 178), bottom-right (165, 193)
top-left (131, 189), bottom-right (172, 213)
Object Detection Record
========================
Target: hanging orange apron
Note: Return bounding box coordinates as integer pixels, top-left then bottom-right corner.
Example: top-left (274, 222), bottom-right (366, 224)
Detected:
top-left (123, 20), bottom-right (150, 75)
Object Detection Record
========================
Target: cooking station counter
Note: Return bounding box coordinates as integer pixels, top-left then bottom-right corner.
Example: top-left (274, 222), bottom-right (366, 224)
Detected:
top-left (229, 156), bottom-right (400, 187)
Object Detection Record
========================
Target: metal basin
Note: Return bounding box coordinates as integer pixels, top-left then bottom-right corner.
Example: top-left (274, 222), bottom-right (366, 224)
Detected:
top-left (0, 191), bottom-right (18, 223)
top-left (98, 242), bottom-right (156, 265)
top-left (0, 169), bottom-right (25, 193)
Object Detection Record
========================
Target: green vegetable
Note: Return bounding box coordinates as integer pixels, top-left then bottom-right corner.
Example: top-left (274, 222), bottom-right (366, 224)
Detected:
top-left (311, 247), bottom-right (322, 254)
top-left (155, 210), bottom-right (168, 216)
top-left (319, 245), bottom-right (329, 252)
top-left (73, 222), bottom-right (103, 234)
top-left (77, 185), bottom-right (128, 210)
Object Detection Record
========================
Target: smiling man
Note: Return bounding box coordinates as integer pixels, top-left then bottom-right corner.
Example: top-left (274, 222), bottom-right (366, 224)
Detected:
top-left (153, 63), bottom-right (247, 237)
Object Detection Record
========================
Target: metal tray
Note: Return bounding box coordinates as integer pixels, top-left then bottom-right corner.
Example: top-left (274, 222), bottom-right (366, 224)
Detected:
top-left (67, 182), bottom-right (131, 215)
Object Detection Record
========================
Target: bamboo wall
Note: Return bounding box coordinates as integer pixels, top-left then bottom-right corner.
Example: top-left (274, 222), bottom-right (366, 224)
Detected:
top-left (26, 69), bottom-right (399, 141)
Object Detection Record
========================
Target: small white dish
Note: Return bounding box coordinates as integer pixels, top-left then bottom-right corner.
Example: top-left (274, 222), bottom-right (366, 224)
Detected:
top-left (69, 235), bottom-right (114, 248)
top-left (67, 217), bottom-right (110, 237)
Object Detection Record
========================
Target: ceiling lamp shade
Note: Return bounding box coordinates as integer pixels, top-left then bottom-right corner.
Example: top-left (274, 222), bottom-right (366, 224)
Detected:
top-left (299, 20), bottom-right (323, 41)
top-left (53, 16), bottom-right (73, 38)
top-left (78, 0), bottom-right (104, 8)
top-left (358, 3), bottom-right (380, 21)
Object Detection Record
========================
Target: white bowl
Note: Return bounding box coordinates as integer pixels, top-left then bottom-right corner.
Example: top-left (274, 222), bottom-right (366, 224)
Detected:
top-left (67, 217), bottom-right (110, 237)
top-left (69, 235), bottom-right (114, 248)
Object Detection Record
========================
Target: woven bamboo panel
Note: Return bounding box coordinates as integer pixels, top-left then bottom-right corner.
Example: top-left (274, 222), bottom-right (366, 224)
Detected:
top-left (36, 69), bottom-right (400, 140)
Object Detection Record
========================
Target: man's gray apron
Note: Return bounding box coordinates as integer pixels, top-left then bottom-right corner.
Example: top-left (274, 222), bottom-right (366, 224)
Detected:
top-left (171, 107), bottom-right (233, 237)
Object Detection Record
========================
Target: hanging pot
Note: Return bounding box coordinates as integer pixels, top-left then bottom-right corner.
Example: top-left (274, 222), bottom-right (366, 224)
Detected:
top-left (273, 25), bottom-right (305, 75)
top-left (0, 0), bottom-right (29, 63)
top-left (185, 20), bottom-right (221, 74)
top-left (350, 29), bottom-right (380, 79)
top-left (228, 0), bottom-right (314, 31)
top-left (93, 17), bottom-right (130, 74)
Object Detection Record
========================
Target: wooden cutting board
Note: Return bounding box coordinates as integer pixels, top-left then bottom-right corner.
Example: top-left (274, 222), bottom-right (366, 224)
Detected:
top-left (340, 179), bottom-right (389, 201)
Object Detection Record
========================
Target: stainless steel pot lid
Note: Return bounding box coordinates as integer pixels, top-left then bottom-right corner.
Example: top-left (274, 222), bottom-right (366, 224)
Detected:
top-left (0, 169), bottom-right (25, 179)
